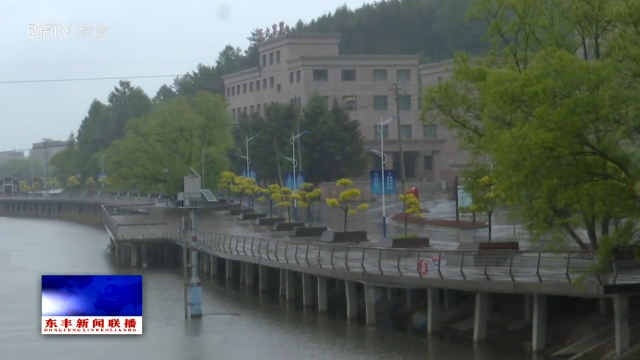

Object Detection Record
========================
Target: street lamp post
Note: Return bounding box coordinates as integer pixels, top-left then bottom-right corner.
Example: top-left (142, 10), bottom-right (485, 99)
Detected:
top-left (289, 130), bottom-right (308, 221)
top-left (279, 155), bottom-right (298, 221)
top-left (244, 133), bottom-right (260, 179)
top-left (362, 116), bottom-right (398, 238)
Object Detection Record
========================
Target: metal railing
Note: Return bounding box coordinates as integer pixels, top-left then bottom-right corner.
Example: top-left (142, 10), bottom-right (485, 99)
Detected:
top-left (0, 193), bottom-right (158, 206)
top-left (99, 203), bottom-right (640, 287)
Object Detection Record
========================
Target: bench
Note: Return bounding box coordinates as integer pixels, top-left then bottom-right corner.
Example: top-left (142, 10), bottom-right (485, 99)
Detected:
top-left (478, 241), bottom-right (520, 251)
top-left (228, 208), bottom-right (252, 216)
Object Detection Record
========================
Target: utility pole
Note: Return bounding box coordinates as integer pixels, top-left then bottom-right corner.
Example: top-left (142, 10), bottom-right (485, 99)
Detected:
top-left (390, 84), bottom-right (407, 234)
top-left (41, 138), bottom-right (51, 196)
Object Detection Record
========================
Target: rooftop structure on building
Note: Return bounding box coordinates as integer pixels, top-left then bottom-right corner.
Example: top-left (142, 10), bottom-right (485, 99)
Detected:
top-left (29, 140), bottom-right (69, 164)
top-left (223, 33), bottom-right (467, 187)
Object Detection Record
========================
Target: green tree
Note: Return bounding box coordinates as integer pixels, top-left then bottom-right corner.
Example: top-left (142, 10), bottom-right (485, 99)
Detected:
top-left (0, 158), bottom-right (43, 179)
top-left (105, 92), bottom-right (233, 194)
top-left (325, 178), bottom-right (369, 232)
top-left (422, 0), bottom-right (640, 251)
top-left (301, 96), bottom-right (367, 183)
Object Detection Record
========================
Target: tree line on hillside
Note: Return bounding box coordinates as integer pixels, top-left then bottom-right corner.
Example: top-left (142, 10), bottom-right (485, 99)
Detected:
top-left (45, 0), bottom-right (485, 194)
top-left (422, 0), bottom-right (640, 256)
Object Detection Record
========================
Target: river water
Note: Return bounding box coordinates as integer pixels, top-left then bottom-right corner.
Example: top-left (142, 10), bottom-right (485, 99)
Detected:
top-left (0, 217), bottom-right (543, 360)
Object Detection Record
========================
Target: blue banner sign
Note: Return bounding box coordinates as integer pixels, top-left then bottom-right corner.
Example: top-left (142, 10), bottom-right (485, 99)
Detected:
top-left (241, 168), bottom-right (257, 181)
top-left (383, 169), bottom-right (396, 194)
top-left (370, 170), bottom-right (396, 195)
top-left (98, 172), bottom-right (108, 180)
top-left (284, 171), bottom-right (304, 190)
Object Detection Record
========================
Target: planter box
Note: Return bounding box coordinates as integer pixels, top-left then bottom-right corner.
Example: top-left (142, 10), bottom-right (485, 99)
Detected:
top-left (291, 226), bottom-right (327, 237)
top-left (228, 208), bottom-right (252, 216)
top-left (449, 241), bottom-right (521, 267)
top-left (255, 217), bottom-right (286, 226)
top-left (273, 222), bottom-right (305, 231)
top-left (238, 212), bottom-right (267, 221)
top-left (320, 230), bottom-right (368, 243)
top-left (389, 237), bottom-right (431, 248)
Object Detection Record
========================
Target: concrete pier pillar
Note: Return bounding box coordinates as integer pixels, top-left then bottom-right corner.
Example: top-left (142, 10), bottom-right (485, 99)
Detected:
top-left (387, 288), bottom-right (396, 301)
top-left (285, 271), bottom-right (296, 302)
top-left (210, 255), bottom-right (217, 277)
top-left (201, 253), bottom-right (208, 275)
top-left (532, 294), bottom-right (547, 352)
top-left (259, 265), bottom-right (268, 292)
top-left (130, 245), bottom-right (138, 268)
top-left (345, 281), bottom-right (357, 320)
top-left (406, 289), bottom-right (415, 308)
top-left (302, 274), bottom-right (313, 308)
top-left (246, 263), bottom-right (254, 288)
top-left (317, 276), bottom-right (327, 313)
top-left (524, 294), bottom-right (532, 323)
top-left (614, 294), bottom-right (630, 355)
top-left (427, 288), bottom-right (440, 334)
top-left (473, 292), bottom-right (490, 342)
top-left (114, 243), bottom-right (121, 265)
top-left (225, 259), bottom-right (233, 281)
top-left (279, 269), bottom-right (286, 297)
top-left (365, 285), bottom-right (377, 326)
top-left (141, 245), bottom-right (148, 268)
top-left (240, 262), bottom-right (247, 285)
top-left (443, 289), bottom-right (455, 311)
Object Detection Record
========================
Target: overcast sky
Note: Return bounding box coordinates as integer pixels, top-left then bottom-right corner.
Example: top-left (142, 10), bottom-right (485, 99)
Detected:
top-left (0, 0), bottom-right (367, 154)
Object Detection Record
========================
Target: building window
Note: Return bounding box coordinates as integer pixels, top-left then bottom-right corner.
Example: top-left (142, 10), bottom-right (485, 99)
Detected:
top-left (264, 103), bottom-right (268, 112)
top-left (321, 96), bottom-right (329, 106)
top-left (424, 155), bottom-right (433, 170)
top-left (249, 82), bottom-right (254, 92)
top-left (270, 77), bottom-right (274, 88)
top-left (243, 84), bottom-right (247, 94)
top-left (423, 124), bottom-right (437, 138)
top-left (373, 69), bottom-right (387, 81)
top-left (397, 69), bottom-right (411, 82)
top-left (236, 85), bottom-right (240, 94)
top-left (256, 80), bottom-right (261, 91)
top-left (277, 84), bottom-right (281, 93)
top-left (342, 96), bottom-right (357, 111)
top-left (374, 125), bottom-right (389, 140)
top-left (243, 106), bottom-right (247, 115)
top-left (290, 72), bottom-right (294, 84)
top-left (262, 54), bottom-right (266, 67)
top-left (437, 76), bottom-right (442, 84)
top-left (232, 108), bottom-right (236, 119)
top-left (276, 51), bottom-right (280, 64)
top-left (341, 69), bottom-right (356, 81)
top-left (313, 69), bottom-right (328, 81)
top-left (231, 86), bottom-right (235, 96)
top-left (371, 153), bottom-right (383, 170)
top-left (263, 79), bottom-right (267, 89)
top-left (269, 53), bottom-right (274, 65)
top-left (400, 125), bottom-right (412, 139)
top-left (226, 87), bottom-right (230, 97)
top-left (296, 70), bottom-right (301, 82)
top-left (373, 95), bottom-right (388, 110)
top-left (398, 95), bottom-right (411, 110)
top-left (250, 105), bottom-right (254, 114)
top-left (257, 104), bottom-right (261, 114)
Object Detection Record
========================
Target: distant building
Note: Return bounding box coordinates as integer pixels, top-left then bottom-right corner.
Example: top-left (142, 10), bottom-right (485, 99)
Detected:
top-left (222, 33), bottom-right (467, 184)
top-left (29, 140), bottom-right (69, 164)
top-left (0, 174), bottom-right (22, 194)
top-left (0, 151), bottom-right (25, 164)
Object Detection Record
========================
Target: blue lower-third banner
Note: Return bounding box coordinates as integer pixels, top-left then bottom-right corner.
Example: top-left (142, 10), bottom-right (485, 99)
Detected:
top-left (41, 275), bottom-right (142, 335)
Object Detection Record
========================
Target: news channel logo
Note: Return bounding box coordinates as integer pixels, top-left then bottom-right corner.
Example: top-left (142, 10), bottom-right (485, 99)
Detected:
top-left (41, 275), bottom-right (142, 335)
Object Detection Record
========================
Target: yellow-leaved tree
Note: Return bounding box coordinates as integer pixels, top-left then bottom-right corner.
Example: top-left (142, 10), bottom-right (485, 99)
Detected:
top-left (19, 180), bottom-right (30, 193)
top-left (66, 176), bottom-right (80, 188)
top-left (217, 171), bottom-right (236, 204)
top-left (85, 177), bottom-right (96, 187)
top-left (298, 182), bottom-right (322, 225)
top-left (272, 186), bottom-right (293, 221)
top-left (257, 184), bottom-right (281, 217)
top-left (468, 175), bottom-right (503, 242)
top-left (398, 192), bottom-right (421, 236)
top-left (325, 178), bottom-right (369, 232)
top-left (47, 178), bottom-right (60, 189)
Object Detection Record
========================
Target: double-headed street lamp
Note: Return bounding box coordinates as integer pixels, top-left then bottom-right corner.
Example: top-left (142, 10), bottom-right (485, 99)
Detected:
top-left (366, 116), bottom-right (399, 238)
top-left (244, 133), bottom-right (260, 178)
